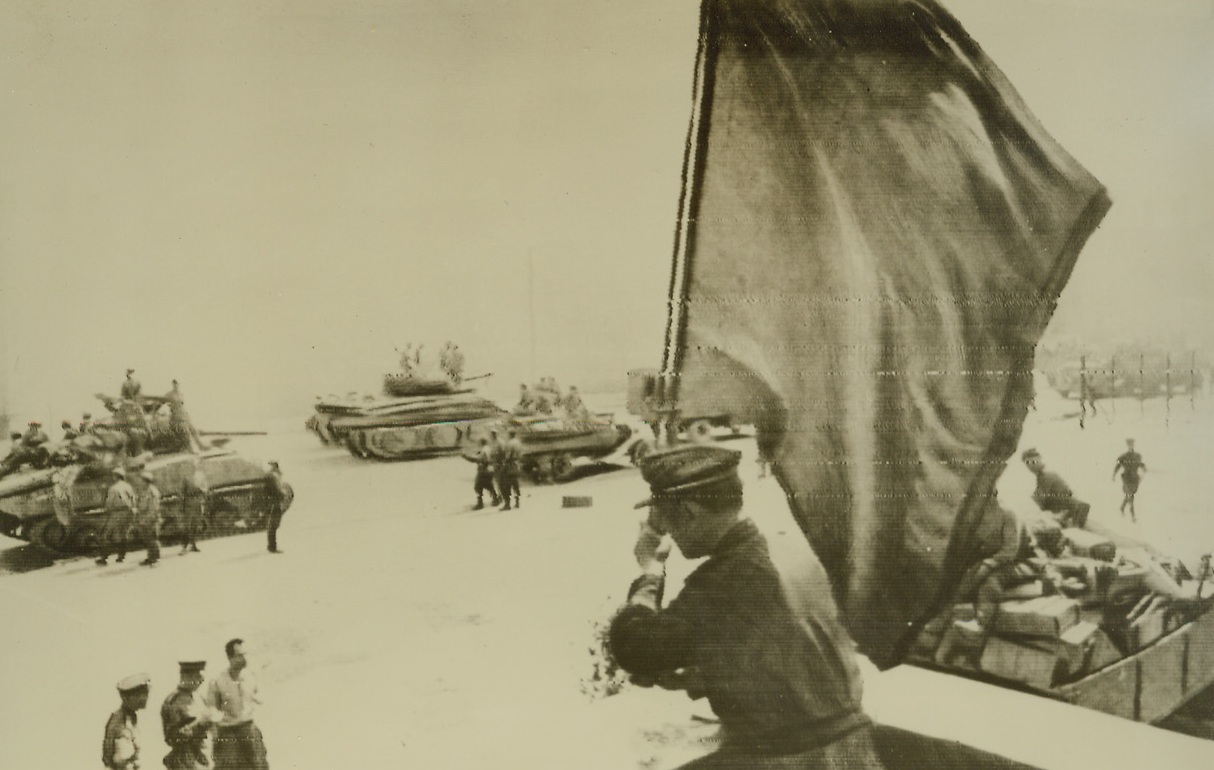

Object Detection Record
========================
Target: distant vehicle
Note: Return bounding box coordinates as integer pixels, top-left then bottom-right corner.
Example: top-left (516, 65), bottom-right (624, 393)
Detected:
top-left (308, 372), bottom-right (506, 461)
top-left (462, 414), bottom-right (632, 484)
top-left (626, 368), bottom-right (742, 442)
top-left (0, 395), bottom-right (282, 556)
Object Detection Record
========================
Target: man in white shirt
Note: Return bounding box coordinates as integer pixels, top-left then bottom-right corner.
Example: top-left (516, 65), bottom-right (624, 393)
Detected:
top-left (203, 638), bottom-right (269, 769)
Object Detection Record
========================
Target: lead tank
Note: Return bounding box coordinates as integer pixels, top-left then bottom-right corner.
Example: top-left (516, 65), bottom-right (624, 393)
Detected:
top-left (0, 396), bottom-right (283, 556)
top-left (461, 414), bottom-right (632, 484)
top-left (307, 369), bottom-right (506, 461)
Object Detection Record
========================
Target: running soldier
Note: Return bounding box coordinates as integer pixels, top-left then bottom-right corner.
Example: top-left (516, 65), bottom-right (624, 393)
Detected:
top-left (1113, 438), bottom-right (1147, 522)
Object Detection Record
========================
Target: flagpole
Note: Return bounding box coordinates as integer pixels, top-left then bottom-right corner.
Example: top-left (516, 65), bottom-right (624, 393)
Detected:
top-left (659, 1), bottom-right (717, 438)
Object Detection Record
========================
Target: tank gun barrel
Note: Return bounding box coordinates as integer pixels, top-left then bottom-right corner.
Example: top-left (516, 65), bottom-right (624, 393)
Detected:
top-left (198, 430), bottom-right (268, 437)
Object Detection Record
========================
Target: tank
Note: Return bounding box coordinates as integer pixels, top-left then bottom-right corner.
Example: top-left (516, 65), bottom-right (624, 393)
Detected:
top-left (0, 398), bottom-right (282, 556)
top-left (307, 373), bottom-right (507, 461)
top-left (462, 414), bottom-right (633, 484)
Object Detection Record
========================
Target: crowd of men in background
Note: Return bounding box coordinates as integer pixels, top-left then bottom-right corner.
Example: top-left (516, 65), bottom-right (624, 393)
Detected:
top-left (104, 638), bottom-right (270, 770)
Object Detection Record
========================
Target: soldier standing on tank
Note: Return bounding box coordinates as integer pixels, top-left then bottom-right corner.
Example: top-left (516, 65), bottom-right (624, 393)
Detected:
top-left (96, 467), bottom-right (137, 566)
top-left (136, 470), bottom-right (162, 566)
top-left (265, 461), bottom-right (292, 554)
top-left (466, 437), bottom-right (501, 510)
top-left (181, 458), bottom-right (208, 554)
top-left (563, 386), bottom-right (589, 419)
top-left (161, 660), bottom-right (212, 770)
top-left (103, 673), bottom-right (151, 770)
top-left (60, 419), bottom-right (80, 441)
top-left (121, 368), bottom-right (142, 402)
top-left (165, 379), bottom-right (206, 451)
top-left (80, 412), bottom-right (94, 434)
top-left (498, 429), bottom-right (523, 510)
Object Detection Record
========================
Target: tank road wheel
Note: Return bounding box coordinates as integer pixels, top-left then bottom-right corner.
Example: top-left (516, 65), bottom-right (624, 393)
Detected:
top-left (346, 432), bottom-right (368, 459)
top-left (29, 519), bottom-right (70, 555)
top-left (687, 419), bottom-right (713, 444)
top-left (525, 458), bottom-right (548, 485)
top-left (550, 453), bottom-right (575, 483)
top-left (68, 520), bottom-right (103, 553)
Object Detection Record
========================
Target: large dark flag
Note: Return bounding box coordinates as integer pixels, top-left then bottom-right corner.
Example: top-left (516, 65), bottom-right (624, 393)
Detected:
top-left (663, 0), bottom-right (1111, 668)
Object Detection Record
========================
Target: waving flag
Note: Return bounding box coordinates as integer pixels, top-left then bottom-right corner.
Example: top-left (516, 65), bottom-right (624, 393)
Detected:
top-left (663, 0), bottom-right (1110, 667)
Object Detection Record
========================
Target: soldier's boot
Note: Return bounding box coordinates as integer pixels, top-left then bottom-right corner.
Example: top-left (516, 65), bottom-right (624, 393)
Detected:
top-left (514, 495), bottom-right (521, 509)
top-left (189, 544), bottom-right (200, 553)
top-left (95, 557), bottom-right (108, 566)
top-left (502, 500), bottom-right (512, 511)
top-left (491, 493), bottom-right (502, 506)
top-left (473, 498), bottom-right (484, 511)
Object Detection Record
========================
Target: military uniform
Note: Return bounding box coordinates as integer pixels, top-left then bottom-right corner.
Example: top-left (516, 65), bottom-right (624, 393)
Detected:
top-left (103, 673), bottom-right (150, 770)
top-left (136, 474), bottom-right (162, 566)
top-left (467, 442), bottom-right (500, 509)
top-left (1114, 447), bottom-right (1146, 519)
top-left (181, 465), bottom-right (208, 553)
top-left (1031, 469), bottom-right (1089, 528)
top-left (265, 463), bottom-right (292, 553)
top-left (121, 370), bottom-right (142, 402)
top-left (161, 662), bottom-right (210, 770)
top-left (97, 471), bottom-right (138, 565)
top-left (609, 445), bottom-right (884, 770)
top-left (497, 436), bottom-right (522, 510)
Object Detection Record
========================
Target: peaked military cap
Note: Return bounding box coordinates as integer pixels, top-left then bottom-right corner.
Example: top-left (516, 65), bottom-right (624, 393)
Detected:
top-left (117, 672), bottom-right (150, 692)
top-left (634, 444), bottom-right (743, 508)
top-left (1021, 448), bottom-right (1041, 461)
top-left (140, 470), bottom-right (155, 482)
top-left (126, 368), bottom-right (135, 375)
top-left (112, 466), bottom-right (127, 477)
top-left (178, 660), bottom-right (206, 674)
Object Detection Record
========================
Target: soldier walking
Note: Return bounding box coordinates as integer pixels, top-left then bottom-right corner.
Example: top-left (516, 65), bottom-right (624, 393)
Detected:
top-left (102, 673), bottom-right (150, 770)
top-left (161, 660), bottom-right (212, 770)
top-left (96, 467), bottom-right (137, 566)
top-left (180, 458), bottom-right (208, 554)
top-left (498, 429), bottom-right (522, 510)
top-left (466, 437), bottom-right (501, 510)
top-left (264, 461), bottom-right (292, 554)
top-left (136, 470), bottom-right (162, 566)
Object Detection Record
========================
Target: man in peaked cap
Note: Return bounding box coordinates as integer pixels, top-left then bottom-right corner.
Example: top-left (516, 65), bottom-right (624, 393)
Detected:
top-left (162, 661), bottom-right (212, 769)
top-left (264, 461), bottom-right (293, 554)
top-left (608, 444), bottom-right (884, 769)
top-left (103, 672), bottom-right (150, 769)
top-left (136, 470), bottom-right (162, 566)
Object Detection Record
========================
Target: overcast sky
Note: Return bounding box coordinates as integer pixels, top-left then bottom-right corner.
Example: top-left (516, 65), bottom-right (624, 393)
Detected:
top-left (2, 0), bottom-right (1211, 425)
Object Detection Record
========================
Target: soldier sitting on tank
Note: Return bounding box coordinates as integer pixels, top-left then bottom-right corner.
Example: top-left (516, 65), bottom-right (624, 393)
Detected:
top-left (513, 384), bottom-right (537, 416)
top-left (533, 392), bottom-right (555, 415)
top-left (0, 432), bottom-right (30, 478)
top-left (562, 386), bottom-right (590, 420)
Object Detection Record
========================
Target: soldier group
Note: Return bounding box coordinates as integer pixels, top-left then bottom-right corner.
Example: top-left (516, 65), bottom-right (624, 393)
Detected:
top-left (103, 639), bottom-right (270, 770)
top-left (465, 428), bottom-right (522, 510)
top-left (513, 380), bottom-right (589, 419)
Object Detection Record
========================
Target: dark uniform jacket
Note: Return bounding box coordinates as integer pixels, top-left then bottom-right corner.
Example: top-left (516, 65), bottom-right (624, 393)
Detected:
top-left (609, 519), bottom-right (868, 753)
top-left (161, 689), bottom-right (207, 769)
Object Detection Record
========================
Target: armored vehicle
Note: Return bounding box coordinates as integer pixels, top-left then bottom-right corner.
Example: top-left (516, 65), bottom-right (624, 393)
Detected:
top-left (0, 396), bottom-right (282, 556)
top-left (308, 372), bottom-right (506, 461)
top-left (463, 414), bottom-right (632, 484)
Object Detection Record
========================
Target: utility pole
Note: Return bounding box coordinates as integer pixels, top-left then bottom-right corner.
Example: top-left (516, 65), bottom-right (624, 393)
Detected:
top-left (528, 250), bottom-right (537, 382)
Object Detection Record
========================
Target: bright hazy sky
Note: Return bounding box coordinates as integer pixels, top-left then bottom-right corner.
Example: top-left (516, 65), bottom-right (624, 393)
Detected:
top-left (2, 0), bottom-right (1211, 425)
